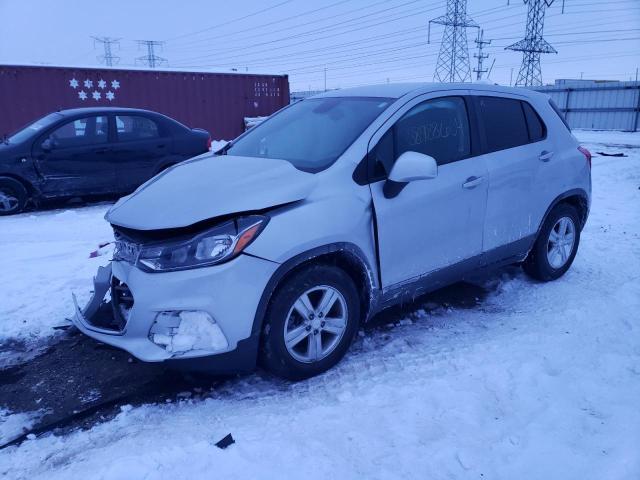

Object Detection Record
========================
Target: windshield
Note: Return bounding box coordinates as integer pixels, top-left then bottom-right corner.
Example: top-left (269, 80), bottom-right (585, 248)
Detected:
top-left (226, 97), bottom-right (393, 172)
top-left (8, 113), bottom-right (63, 144)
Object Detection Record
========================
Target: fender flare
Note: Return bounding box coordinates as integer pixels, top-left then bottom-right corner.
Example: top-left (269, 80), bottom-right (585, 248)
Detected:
top-left (250, 242), bottom-right (379, 337)
top-left (537, 188), bottom-right (590, 235)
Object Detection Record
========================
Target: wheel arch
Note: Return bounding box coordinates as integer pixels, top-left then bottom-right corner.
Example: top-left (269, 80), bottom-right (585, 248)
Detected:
top-left (250, 243), bottom-right (380, 337)
top-left (0, 174), bottom-right (35, 196)
top-left (538, 188), bottom-right (590, 233)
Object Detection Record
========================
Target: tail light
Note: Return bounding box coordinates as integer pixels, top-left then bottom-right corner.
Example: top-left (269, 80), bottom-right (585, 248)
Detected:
top-left (578, 146), bottom-right (591, 169)
top-left (206, 136), bottom-right (212, 151)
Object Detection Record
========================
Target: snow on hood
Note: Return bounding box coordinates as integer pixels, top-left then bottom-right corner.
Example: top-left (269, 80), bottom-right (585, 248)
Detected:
top-left (106, 154), bottom-right (317, 230)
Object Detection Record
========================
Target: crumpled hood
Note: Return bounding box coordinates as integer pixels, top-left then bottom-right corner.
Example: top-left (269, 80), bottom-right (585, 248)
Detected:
top-left (106, 154), bottom-right (317, 230)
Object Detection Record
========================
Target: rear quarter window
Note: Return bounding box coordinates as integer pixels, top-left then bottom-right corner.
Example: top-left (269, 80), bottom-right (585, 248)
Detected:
top-left (522, 101), bottom-right (546, 142)
top-left (549, 99), bottom-right (571, 131)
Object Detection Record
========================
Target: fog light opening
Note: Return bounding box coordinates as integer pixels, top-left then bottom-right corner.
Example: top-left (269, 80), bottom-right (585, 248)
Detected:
top-left (149, 310), bottom-right (228, 354)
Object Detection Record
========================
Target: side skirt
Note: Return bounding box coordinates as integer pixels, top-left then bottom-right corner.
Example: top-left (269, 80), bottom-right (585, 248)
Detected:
top-left (374, 234), bottom-right (536, 313)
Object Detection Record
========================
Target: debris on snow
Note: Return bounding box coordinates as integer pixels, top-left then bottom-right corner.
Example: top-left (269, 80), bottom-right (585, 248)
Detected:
top-left (214, 433), bottom-right (235, 449)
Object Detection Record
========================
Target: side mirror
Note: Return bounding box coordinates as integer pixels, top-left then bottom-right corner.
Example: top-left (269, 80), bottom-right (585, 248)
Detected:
top-left (388, 151), bottom-right (438, 183)
top-left (41, 138), bottom-right (53, 152)
top-left (384, 151), bottom-right (437, 199)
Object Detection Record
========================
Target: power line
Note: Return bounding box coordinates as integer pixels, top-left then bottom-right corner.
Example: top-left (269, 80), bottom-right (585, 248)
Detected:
top-left (164, 0), bottom-right (295, 42)
top-left (135, 40), bottom-right (167, 68)
top-left (171, 0), bottom-right (440, 64)
top-left (92, 36), bottom-right (120, 67)
top-left (429, 0), bottom-right (478, 82)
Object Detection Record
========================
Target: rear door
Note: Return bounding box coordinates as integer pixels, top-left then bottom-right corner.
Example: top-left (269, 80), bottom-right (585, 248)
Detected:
top-left (471, 94), bottom-right (550, 253)
top-left (369, 92), bottom-right (489, 289)
top-left (33, 115), bottom-right (116, 196)
top-left (112, 114), bottom-right (170, 192)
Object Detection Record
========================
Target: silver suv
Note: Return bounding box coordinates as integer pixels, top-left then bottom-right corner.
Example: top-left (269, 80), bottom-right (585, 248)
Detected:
top-left (73, 83), bottom-right (592, 380)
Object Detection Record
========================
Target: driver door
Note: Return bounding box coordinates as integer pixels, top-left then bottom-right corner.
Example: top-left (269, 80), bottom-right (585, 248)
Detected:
top-left (33, 115), bottom-right (117, 196)
top-left (369, 93), bottom-right (489, 289)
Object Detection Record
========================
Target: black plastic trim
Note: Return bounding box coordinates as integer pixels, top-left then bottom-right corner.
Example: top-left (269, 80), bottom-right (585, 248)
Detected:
top-left (250, 242), bottom-right (380, 336)
top-left (166, 333), bottom-right (260, 374)
top-left (538, 188), bottom-right (590, 232)
top-left (379, 234), bottom-right (536, 309)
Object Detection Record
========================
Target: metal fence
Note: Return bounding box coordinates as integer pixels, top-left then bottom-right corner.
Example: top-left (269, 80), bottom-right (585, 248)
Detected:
top-left (533, 80), bottom-right (640, 132)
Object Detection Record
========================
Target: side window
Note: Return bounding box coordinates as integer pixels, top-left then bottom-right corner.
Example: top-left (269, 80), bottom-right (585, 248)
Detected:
top-left (395, 97), bottom-right (471, 166)
top-left (116, 115), bottom-right (160, 141)
top-left (477, 96), bottom-right (529, 153)
top-left (370, 96), bottom-right (471, 178)
top-left (522, 101), bottom-right (546, 142)
top-left (48, 116), bottom-right (108, 148)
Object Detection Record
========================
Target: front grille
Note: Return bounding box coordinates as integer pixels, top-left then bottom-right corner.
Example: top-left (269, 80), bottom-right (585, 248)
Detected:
top-left (111, 276), bottom-right (134, 331)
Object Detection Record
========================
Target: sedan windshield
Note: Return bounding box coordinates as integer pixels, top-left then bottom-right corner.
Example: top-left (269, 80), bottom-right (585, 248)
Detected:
top-left (8, 113), bottom-right (63, 144)
top-left (226, 97), bottom-right (393, 172)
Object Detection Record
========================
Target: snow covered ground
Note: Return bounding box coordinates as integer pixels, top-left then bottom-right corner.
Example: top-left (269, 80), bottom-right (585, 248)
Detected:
top-left (0, 130), bottom-right (639, 479)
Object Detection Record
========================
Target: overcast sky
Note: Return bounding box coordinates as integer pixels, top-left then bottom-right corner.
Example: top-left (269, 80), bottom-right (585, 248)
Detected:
top-left (1, 0), bottom-right (638, 91)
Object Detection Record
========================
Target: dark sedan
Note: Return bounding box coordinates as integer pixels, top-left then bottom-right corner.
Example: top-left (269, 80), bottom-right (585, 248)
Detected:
top-left (0, 107), bottom-right (211, 215)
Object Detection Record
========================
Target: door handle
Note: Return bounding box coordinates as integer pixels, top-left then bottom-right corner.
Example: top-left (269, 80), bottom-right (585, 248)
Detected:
top-left (157, 144), bottom-right (166, 149)
top-left (539, 150), bottom-right (554, 162)
top-left (462, 176), bottom-right (485, 189)
top-left (94, 147), bottom-right (110, 154)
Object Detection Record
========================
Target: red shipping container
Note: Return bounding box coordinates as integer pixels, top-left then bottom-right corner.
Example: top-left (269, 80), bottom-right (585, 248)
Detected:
top-left (0, 64), bottom-right (290, 140)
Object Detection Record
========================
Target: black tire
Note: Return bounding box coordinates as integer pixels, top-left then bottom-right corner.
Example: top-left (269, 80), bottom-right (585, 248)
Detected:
top-left (523, 203), bottom-right (581, 281)
top-left (0, 178), bottom-right (28, 216)
top-left (260, 264), bottom-right (361, 380)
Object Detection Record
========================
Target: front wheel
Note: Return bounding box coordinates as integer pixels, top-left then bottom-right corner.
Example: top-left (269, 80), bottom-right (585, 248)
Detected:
top-left (260, 265), bottom-right (360, 380)
top-left (523, 203), bottom-right (581, 281)
top-left (0, 178), bottom-right (28, 216)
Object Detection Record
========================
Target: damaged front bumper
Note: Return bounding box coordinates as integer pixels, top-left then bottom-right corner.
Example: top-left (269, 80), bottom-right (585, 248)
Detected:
top-left (72, 255), bottom-right (279, 372)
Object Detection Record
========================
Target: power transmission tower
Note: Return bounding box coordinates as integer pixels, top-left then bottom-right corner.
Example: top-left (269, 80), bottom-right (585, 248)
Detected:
top-left (473, 29), bottom-right (491, 81)
top-left (428, 0), bottom-right (479, 83)
top-left (135, 40), bottom-right (167, 68)
top-left (92, 36), bottom-right (121, 66)
top-left (505, 0), bottom-right (565, 86)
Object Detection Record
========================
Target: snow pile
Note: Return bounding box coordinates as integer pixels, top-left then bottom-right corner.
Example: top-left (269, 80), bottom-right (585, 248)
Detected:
top-left (0, 131), bottom-right (638, 478)
top-left (0, 205), bottom-right (112, 343)
top-left (244, 116), bottom-right (269, 130)
top-left (0, 409), bottom-right (42, 445)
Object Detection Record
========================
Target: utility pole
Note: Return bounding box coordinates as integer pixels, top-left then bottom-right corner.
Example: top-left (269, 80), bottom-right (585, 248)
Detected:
top-left (92, 36), bottom-right (120, 67)
top-left (429, 0), bottom-right (479, 83)
top-left (506, 0), bottom-right (565, 87)
top-left (135, 40), bottom-right (167, 68)
top-left (473, 29), bottom-right (491, 81)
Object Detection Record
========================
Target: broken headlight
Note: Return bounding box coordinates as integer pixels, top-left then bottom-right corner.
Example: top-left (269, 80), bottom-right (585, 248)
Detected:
top-left (137, 215), bottom-right (268, 272)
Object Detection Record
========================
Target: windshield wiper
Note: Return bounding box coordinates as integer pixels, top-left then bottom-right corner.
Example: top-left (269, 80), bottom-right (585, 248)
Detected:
top-left (215, 141), bottom-right (233, 155)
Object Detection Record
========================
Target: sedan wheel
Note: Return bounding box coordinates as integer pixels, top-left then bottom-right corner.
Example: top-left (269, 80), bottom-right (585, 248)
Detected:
top-left (0, 179), bottom-right (28, 216)
top-left (0, 189), bottom-right (19, 213)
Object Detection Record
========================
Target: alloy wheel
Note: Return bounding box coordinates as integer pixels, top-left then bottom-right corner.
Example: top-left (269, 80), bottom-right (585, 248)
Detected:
top-left (283, 285), bottom-right (348, 363)
top-left (547, 216), bottom-right (576, 269)
top-left (0, 189), bottom-right (19, 213)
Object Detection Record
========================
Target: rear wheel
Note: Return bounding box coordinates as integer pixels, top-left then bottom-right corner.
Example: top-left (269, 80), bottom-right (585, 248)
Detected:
top-left (523, 203), bottom-right (581, 281)
top-left (260, 264), bottom-right (360, 380)
top-left (0, 178), bottom-right (27, 216)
